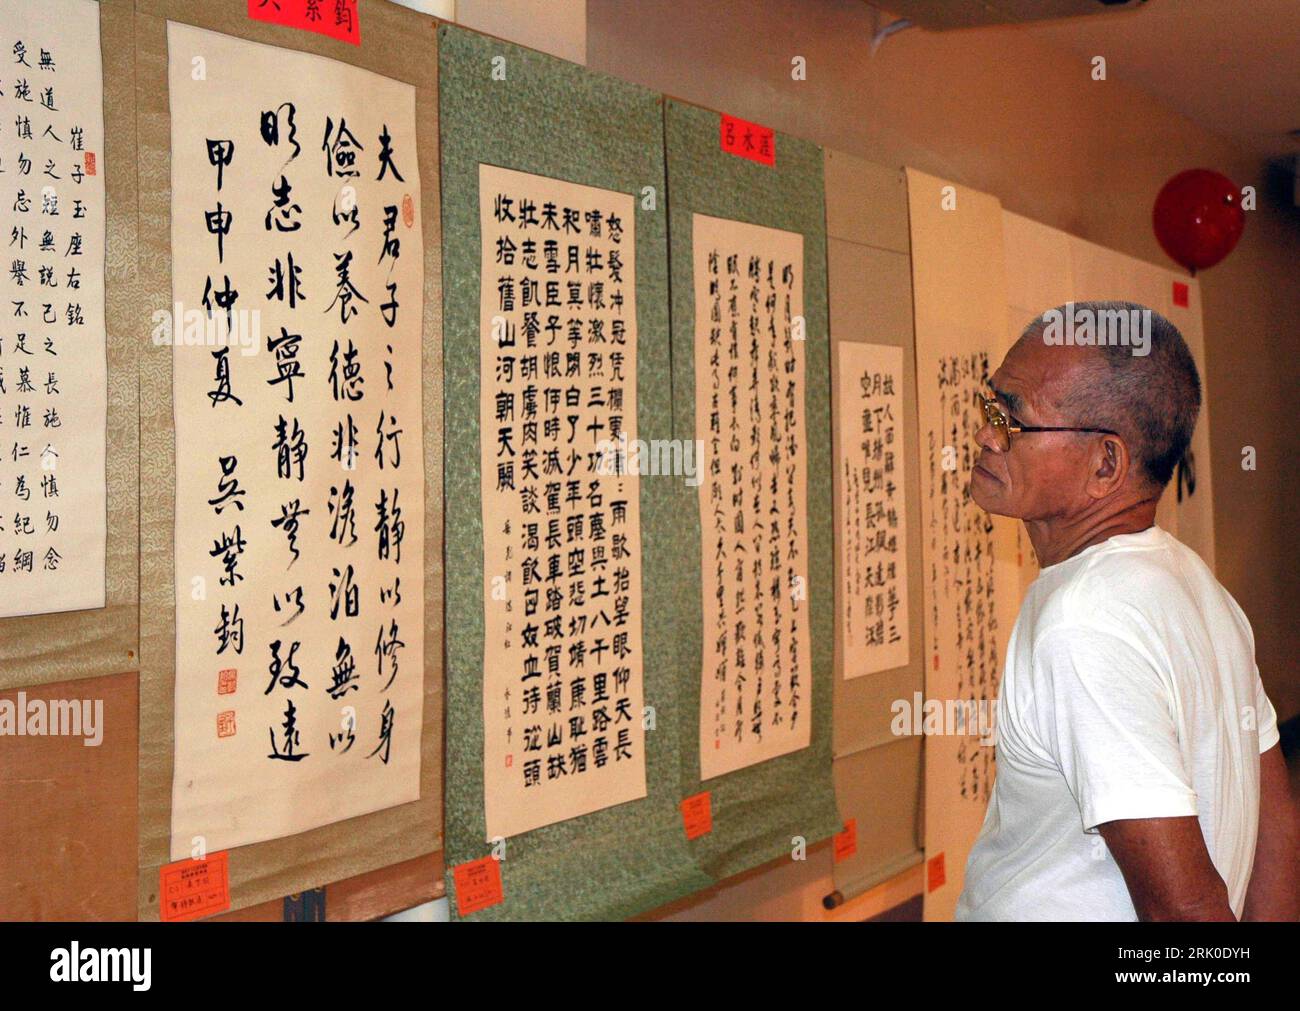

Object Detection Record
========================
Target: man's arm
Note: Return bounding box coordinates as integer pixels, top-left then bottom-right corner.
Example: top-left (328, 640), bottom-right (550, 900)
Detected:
top-left (1242, 743), bottom-right (1299, 921)
top-left (1098, 816), bottom-right (1235, 921)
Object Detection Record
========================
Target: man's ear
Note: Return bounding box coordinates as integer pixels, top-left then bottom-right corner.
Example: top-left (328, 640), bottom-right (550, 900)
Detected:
top-left (1087, 435), bottom-right (1129, 497)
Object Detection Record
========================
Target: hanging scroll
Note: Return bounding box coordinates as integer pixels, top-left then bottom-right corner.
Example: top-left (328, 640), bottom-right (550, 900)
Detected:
top-left (906, 168), bottom-right (1020, 921)
top-left (166, 22), bottom-right (425, 856)
top-left (693, 212), bottom-right (812, 780)
top-left (0, 0), bottom-right (107, 618)
top-left (835, 341), bottom-right (909, 677)
top-left (477, 163), bottom-right (647, 840)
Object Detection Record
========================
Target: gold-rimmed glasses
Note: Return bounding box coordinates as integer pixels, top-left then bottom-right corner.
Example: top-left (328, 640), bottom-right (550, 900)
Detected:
top-left (975, 390), bottom-right (1118, 452)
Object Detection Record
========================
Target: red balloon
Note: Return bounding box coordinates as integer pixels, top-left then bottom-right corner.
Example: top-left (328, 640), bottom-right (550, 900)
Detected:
top-left (1152, 169), bottom-right (1245, 274)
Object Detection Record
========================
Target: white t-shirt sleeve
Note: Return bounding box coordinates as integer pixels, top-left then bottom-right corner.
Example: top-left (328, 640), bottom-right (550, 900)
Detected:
top-left (1255, 670), bottom-right (1280, 754)
top-left (1031, 623), bottom-right (1198, 833)
top-left (1225, 590), bottom-right (1278, 755)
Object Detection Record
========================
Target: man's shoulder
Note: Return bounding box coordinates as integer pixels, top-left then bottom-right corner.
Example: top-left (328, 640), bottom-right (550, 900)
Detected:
top-left (1023, 526), bottom-right (1253, 671)
top-left (1033, 527), bottom-right (1210, 617)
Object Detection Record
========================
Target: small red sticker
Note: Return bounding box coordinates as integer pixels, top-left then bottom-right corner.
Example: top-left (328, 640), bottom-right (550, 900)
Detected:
top-left (720, 113), bottom-right (775, 166)
top-left (217, 668), bottom-right (237, 695)
top-left (1172, 281), bottom-right (1189, 307)
top-left (927, 852), bottom-right (947, 892)
top-left (160, 852), bottom-right (230, 921)
top-left (833, 819), bottom-right (858, 863)
top-left (453, 856), bottom-right (503, 917)
top-left (84, 151), bottom-right (96, 176)
top-left (680, 791), bottom-right (713, 840)
top-left (247, 0), bottom-right (360, 46)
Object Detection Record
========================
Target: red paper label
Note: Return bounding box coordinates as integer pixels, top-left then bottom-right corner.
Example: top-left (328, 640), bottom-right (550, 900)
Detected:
top-left (453, 856), bottom-right (504, 917)
top-left (720, 113), bottom-right (775, 166)
top-left (833, 819), bottom-right (857, 863)
top-left (247, 0), bottom-right (360, 46)
top-left (1172, 281), bottom-right (1189, 307)
top-left (927, 852), bottom-right (946, 893)
top-left (680, 791), bottom-right (713, 839)
top-left (160, 853), bottom-right (231, 922)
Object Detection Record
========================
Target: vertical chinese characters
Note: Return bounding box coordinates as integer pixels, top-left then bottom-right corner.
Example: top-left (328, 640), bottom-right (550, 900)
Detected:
top-left (0, 0), bottom-right (107, 618)
top-left (836, 342), bottom-right (909, 677)
top-left (693, 214), bottom-right (811, 780)
top-left (927, 352), bottom-right (997, 803)
top-left (168, 24), bottom-right (424, 857)
top-left (478, 165), bottom-right (647, 840)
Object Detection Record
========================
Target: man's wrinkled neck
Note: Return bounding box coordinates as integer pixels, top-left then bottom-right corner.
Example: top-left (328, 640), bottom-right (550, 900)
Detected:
top-left (1025, 492), bottom-right (1160, 568)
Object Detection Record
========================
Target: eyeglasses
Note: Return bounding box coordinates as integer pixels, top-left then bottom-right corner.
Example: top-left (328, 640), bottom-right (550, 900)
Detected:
top-left (975, 390), bottom-right (1118, 452)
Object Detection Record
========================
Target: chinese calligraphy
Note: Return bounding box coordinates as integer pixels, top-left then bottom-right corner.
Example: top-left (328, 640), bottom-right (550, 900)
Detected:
top-left (927, 351), bottom-right (997, 804)
top-left (167, 24), bottom-right (423, 857)
top-left (0, 0), bottom-right (107, 618)
top-left (693, 214), bottom-right (811, 780)
top-left (836, 342), bottom-right (909, 677)
top-left (478, 164), bottom-right (647, 840)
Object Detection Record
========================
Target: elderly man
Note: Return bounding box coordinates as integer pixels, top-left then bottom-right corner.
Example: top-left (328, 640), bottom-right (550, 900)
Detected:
top-left (954, 300), bottom-right (1296, 922)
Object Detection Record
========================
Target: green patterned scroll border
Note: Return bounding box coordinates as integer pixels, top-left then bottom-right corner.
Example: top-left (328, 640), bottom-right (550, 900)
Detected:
top-left (439, 25), bottom-right (711, 920)
top-left (664, 98), bottom-right (842, 882)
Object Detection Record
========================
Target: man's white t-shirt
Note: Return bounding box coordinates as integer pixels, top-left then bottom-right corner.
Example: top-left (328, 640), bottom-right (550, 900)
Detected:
top-left (955, 525), bottom-right (1279, 921)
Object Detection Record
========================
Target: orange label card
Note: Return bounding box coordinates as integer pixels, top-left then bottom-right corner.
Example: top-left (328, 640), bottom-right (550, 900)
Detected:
top-left (833, 818), bottom-right (858, 863)
top-left (247, 0), bottom-right (360, 46)
top-left (719, 113), bottom-right (775, 166)
top-left (160, 853), bottom-right (231, 922)
top-left (680, 791), bottom-right (712, 839)
top-left (453, 856), bottom-right (504, 917)
top-left (927, 852), bottom-right (947, 892)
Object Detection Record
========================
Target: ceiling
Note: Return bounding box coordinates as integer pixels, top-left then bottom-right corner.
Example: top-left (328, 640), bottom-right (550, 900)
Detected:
top-left (880, 0), bottom-right (1300, 161)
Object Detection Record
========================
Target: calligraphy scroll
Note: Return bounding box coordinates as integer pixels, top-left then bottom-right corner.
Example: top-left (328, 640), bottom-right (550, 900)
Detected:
top-left (478, 163), bottom-right (647, 840)
top-left (166, 22), bottom-right (424, 856)
top-left (0, 0), bottom-right (107, 619)
top-left (441, 26), bottom-right (713, 920)
top-left (692, 213), bottom-right (812, 781)
top-left (835, 341), bottom-right (909, 677)
top-left (906, 169), bottom-right (1020, 921)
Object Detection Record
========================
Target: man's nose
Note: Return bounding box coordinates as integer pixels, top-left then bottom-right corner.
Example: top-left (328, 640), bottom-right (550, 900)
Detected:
top-left (974, 417), bottom-right (1003, 453)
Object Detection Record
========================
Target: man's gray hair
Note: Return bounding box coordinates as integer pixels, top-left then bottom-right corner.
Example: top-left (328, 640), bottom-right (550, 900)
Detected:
top-left (1020, 300), bottom-right (1201, 489)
